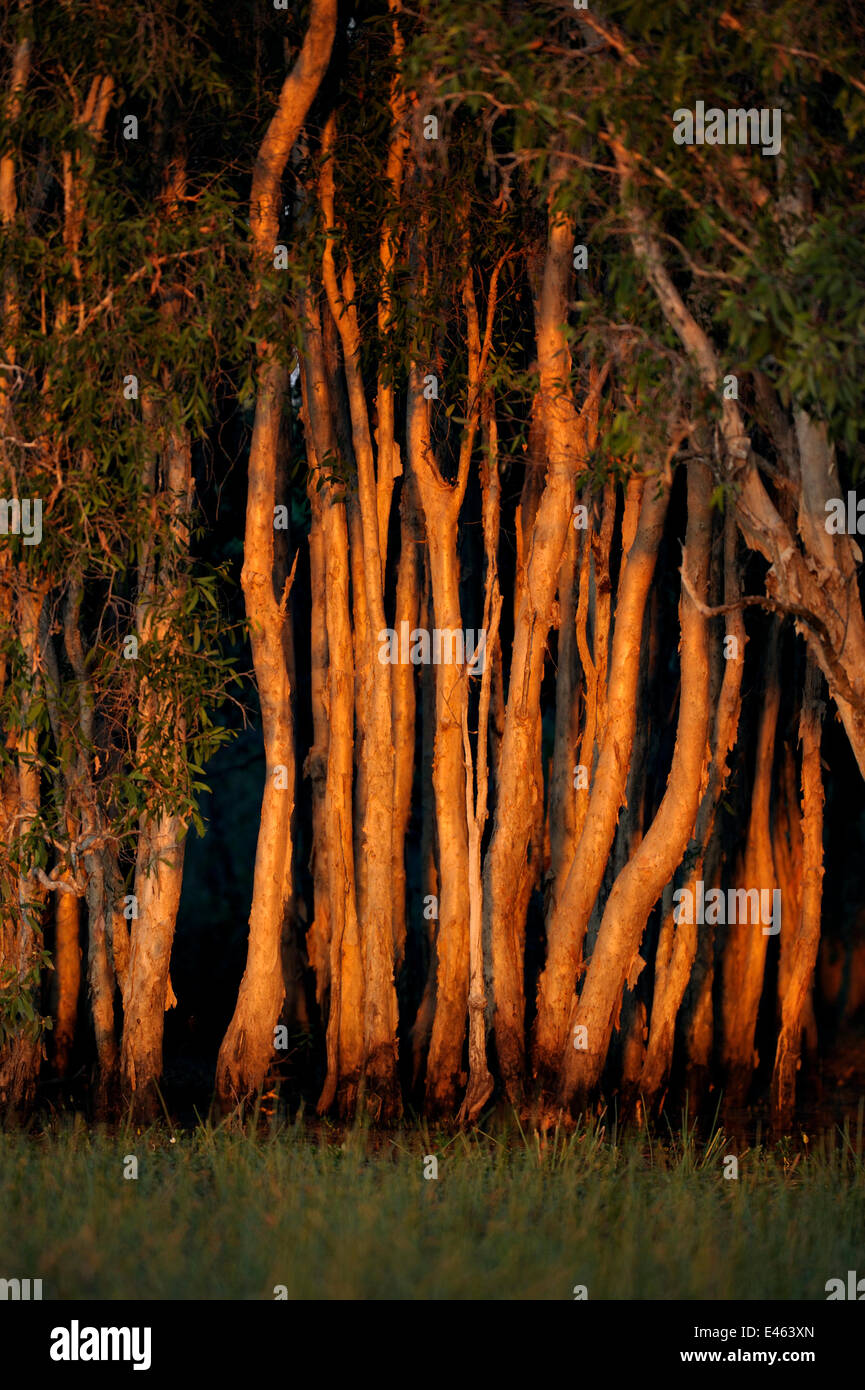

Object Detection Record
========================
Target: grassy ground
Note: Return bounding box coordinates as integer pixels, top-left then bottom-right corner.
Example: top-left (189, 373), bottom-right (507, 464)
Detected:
top-left (0, 1109), bottom-right (862, 1299)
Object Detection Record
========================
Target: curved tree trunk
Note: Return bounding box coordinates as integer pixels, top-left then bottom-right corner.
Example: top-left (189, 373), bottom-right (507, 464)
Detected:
top-left (533, 474), bottom-right (669, 1089)
top-left (640, 505), bottom-right (745, 1103)
top-left (559, 459), bottom-right (712, 1110)
top-left (319, 118), bottom-right (400, 1118)
top-left (215, 0), bottom-right (336, 1111)
top-left (485, 173), bottom-right (590, 1102)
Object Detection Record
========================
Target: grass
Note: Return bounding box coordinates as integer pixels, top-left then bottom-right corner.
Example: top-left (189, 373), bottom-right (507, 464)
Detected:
top-left (0, 1108), bottom-right (862, 1299)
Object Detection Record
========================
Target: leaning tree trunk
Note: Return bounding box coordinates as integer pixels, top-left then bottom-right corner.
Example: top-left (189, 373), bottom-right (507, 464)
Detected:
top-left (618, 141), bottom-right (865, 784)
top-left (533, 474), bottom-right (669, 1091)
top-left (559, 458), bottom-right (712, 1110)
top-left (640, 504), bottom-right (745, 1104)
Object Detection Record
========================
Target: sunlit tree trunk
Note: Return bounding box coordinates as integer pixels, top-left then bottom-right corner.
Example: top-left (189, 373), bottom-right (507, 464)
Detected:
top-left (560, 459), bottom-right (712, 1109)
top-left (485, 171), bottom-right (591, 1102)
top-left (720, 623), bottom-right (781, 1105)
top-left (533, 474), bottom-right (668, 1091)
top-left (392, 466), bottom-right (422, 968)
top-left (302, 450), bottom-right (331, 1010)
top-left (0, 581), bottom-right (48, 1114)
top-left (319, 117), bottom-right (400, 1118)
top-left (641, 505), bottom-right (745, 1104)
top-left (772, 655), bottom-right (824, 1130)
top-left (300, 294), bottom-right (365, 1116)
top-left (216, 0), bottom-right (336, 1110)
top-left (408, 364), bottom-right (470, 1112)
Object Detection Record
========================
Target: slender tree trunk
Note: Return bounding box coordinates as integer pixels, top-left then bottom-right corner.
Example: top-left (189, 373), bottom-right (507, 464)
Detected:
top-left (0, 581), bottom-right (47, 1114)
top-left (319, 119), bottom-right (400, 1117)
top-left (52, 891), bottom-right (80, 1078)
top-left (548, 511), bottom-right (580, 907)
top-left (216, 0), bottom-right (336, 1110)
top-left (640, 505), bottom-right (745, 1103)
top-left (409, 561), bottom-right (439, 1087)
top-left (721, 623), bottom-right (781, 1105)
top-left (772, 658), bottom-right (824, 1131)
top-left (408, 367), bottom-right (471, 1112)
top-left (533, 474), bottom-right (669, 1089)
top-left (392, 466), bottom-right (422, 968)
top-left (559, 459), bottom-right (712, 1109)
top-left (121, 426), bottom-right (191, 1117)
top-left (63, 580), bottom-right (119, 1112)
top-left (301, 294), bottom-right (365, 1116)
top-left (302, 455), bottom-right (331, 1009)
top-left (485, 175), bottom-right (595, 1103)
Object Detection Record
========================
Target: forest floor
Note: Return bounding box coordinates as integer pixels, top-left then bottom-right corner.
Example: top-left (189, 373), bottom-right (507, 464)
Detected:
top-left (0, 1111), bottom-right (863, 1299)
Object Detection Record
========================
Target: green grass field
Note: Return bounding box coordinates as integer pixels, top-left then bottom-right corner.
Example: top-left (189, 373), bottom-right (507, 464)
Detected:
top-left (1, 1111), bottom-right (862, 1300)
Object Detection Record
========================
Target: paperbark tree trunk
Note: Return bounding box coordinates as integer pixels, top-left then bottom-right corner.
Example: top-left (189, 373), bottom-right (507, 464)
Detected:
top-left (319, 118), bottom-right (400, 1118)
top-left (62, 580), bottom-right (119, 1113)
top-left (720, 623), bottom-right (781, 1105)
top-left (559, 459), bottom-right (712, 1109)
top-left (302, 450), bottom-right (331, 1010)
top-left (392, 466), bottom-right (422, 968)
top-left (640, 505), bottom-right (745, 1104)
top-left (407, 364), bottom-right (471, 1112)
top-left (215, 0), bottom-right (336, 1110)
top-left (533, 474), bottom-right (669, 1089)
top-left (616, 139), bottom-right (865, 784)
top-left (52, 891), bottom-right (80, 1079)
top-left (300, 293), bottom-right (365, 1116)
top-left (484, 173), bottom-right (594, 1103)
top-left (121, 423), bottom-right (191, 1118)
top-left (771, 655), bottom-right (824, 1130)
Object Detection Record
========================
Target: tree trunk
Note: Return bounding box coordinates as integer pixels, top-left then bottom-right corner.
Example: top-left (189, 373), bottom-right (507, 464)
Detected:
top-left (216, 0), bottom-right (336, 1110)
top-left (0, 582), bottom-right (47, 1114)
top-left (771, 655), bottom-right (824, 1130)
top-left (319, 119), bottom-right (400, 1118)
top-left (720, 623), bottom-right (781, 1105)
top-left (392, 466), bottom-right (422, 968)
top-left (640, 505), bottom-right (745, 1103)
top-left (559, 459), bottom-right (712, 1109)
top-left (121, 425), bottom-right (191, 1118)
top-left (485, 176), bottom-right (591, 1103)
top-left (533, 474), bottom-right (669, 1089)
top-left (408, 364), bottom-right (471, 1113)
top-left (300, 293), bottom-right (365, 1116)
top-left (51, 890), bottom-right (80, 1078)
